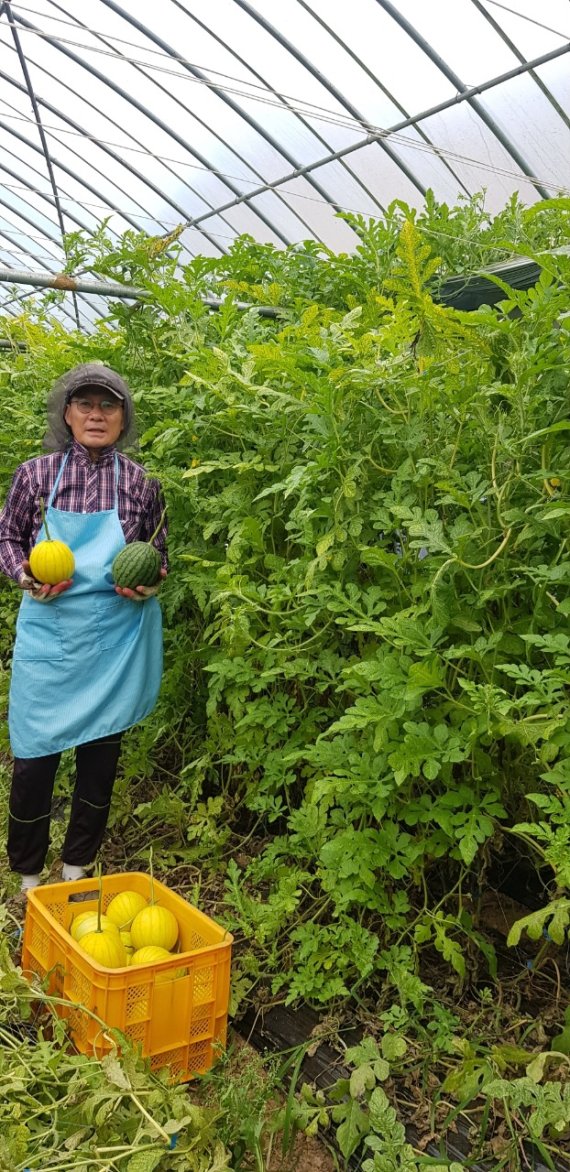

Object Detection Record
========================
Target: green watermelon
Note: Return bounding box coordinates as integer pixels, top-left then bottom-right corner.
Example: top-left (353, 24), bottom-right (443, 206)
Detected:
top-left (112, 507), bottom-right (166, 589)
top-left (112, 541), bottom-right (161, 589)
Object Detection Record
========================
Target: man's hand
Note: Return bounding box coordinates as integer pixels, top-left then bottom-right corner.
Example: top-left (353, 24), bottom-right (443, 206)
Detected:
top-left (19, 559), bottom-right (73, 602)
top-left (115, 568), bottom-right (167, 602)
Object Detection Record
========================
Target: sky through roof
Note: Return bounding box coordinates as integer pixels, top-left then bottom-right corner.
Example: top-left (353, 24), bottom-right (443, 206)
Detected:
top-left (0, 0), bottom-right (569, 326)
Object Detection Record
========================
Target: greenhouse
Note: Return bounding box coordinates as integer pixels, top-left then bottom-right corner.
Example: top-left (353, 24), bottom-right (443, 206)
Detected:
top-left (0, 2), bottom-right (570, 1170)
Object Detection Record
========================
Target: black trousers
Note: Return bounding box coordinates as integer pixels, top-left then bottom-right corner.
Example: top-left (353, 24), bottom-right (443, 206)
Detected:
top-left (8, 733), bottom-right (123, 875)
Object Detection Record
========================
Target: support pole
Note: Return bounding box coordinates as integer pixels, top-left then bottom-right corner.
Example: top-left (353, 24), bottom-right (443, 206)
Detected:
top-left (0, 267), bottom-right (284, 317)
top-left (0, 268), bottom-right (145, 299)
top-left (2, 0), bottom-right (81, 327)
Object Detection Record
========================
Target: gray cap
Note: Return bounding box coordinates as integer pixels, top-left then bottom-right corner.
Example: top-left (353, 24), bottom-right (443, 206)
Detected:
top-left (43, 363), bottom-right (137, 452)
top-left (64, 362), bottom-right (126, 403)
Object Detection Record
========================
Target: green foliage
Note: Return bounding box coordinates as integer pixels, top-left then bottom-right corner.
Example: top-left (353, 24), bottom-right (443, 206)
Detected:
top-left (0, 916), bottom-right (230, 1170)
top-left (484, 1075), bottom-right (570, 1141)
top-left (286, 1036), bottom-right (466, 1172)
top-left (198, 1041), bottom-right (281, 1172)
top-left (1, 192), bottom-right (570, 1022)
top-left (506, 898), bottom-right (570, 948)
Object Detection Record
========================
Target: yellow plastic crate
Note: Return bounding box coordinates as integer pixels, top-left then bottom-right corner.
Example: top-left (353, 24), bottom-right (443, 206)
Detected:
top-left (21, 871), bottom-right (233, 1082)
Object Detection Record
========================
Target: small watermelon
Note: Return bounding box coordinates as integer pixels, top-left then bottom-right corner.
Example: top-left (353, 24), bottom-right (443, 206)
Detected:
top-left (112, 542), bottom-right (161, 589)
top-left (112, 506), bottom-right (166, 589)
top-left (30, 539), bottom-right (75, 585)
top-left (29, 497), bottom-right (74, 585)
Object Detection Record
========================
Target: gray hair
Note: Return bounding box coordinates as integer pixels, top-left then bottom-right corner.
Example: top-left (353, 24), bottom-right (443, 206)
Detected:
top-left (43, 363), bottom-right (137, 452)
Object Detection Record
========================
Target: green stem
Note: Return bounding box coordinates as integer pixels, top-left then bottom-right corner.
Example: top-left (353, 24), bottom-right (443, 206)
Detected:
top-left (39, 496), bottom-right (52, 542)
top-left (149, 506), bottom-right (167, 547)
top-left (129, 1091), bottom-right (171, 1143)
top-left (149, 843), bottom-right (155, 906)
top-left (96, 861), bottom-right (103, 932)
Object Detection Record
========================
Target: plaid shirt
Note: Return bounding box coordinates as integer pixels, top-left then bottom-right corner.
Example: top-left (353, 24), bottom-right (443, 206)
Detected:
top-left (0, 440), bottom-right (167, 583)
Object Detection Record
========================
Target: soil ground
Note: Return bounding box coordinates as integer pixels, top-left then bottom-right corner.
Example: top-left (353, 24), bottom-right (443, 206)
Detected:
top-left (5, 788), bottom-right (570, 1172)
top-left (273, 1133), bottom-right (337, 1172)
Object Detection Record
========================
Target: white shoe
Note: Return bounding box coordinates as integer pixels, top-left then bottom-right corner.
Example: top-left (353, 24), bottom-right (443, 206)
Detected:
top-left (20, 874), bottom-right (41, 892)
top-left (62, 864), bottom-right (86, 882)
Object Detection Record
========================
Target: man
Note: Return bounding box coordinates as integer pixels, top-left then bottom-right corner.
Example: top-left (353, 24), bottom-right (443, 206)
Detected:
top-left (0, 363), bottom-right (167, 893)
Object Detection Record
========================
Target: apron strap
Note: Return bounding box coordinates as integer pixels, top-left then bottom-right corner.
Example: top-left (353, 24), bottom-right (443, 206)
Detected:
top-left (113, 452), bottom-right (119, 511)
top-left (47, 450), bottom-right (70, 509)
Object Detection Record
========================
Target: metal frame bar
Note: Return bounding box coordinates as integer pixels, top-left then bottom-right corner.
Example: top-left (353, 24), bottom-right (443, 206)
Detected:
top-left (0, 69), bottom-right (224, 259)
top-left (377, 0), bottom-right (550, 199)
top-left (0, 105), bottom-right (158, 238)
top-left (0, 154), bottom-right (93, 236)
top-left (0, 241), bottom-right (560, 328)
top-left (471, 0), bottom-right (570, 134)
top-left (0, 114), bottom-right (170, 251)
top-left (0, 29), bottom-right (194, 251)
top-left (104, 0), bottom-right (358, 223)
top-left (58, 0), bottom-right (332, 243)
top-left (185, 38), bottom-right (570, 231)
top-left (0, 267), bottom-right (144, 296)
top-left (0, 110), bottom-right (114, 322)
top-left (0, 105), bottom-right (173, 317)
top-left (0, 229), bottom-right (59, 265)
top-left (233, 0), bottom-right (427, 199)
top-left (102, 0), bottom-right (373, 233)
top-left (0, 1), bottom-right (568, 272)
top-left (0, 99), bottom-right (146, 319)
top-left (0, 191), bottom-right (104, 323)
top-left (0, 47), bottom-right (238, 257)
top-left (296, 0), bottom-right (472, 199)
top-left (0, 278), bottom-right (98, 322)
top-left (0, 258), bottom-right (84, 326)
top-left (14, 5), bottom-right (299, 263)
top-left (9, 8), bottom-right (292, 248)
top-left (0, 265), bottom-right (293, 323)
top-left (1, 0), bottom-right (81, 325)
top-left (170, 0), bottom-right (389, 219)
top-left (0, 192), bottom-right (65, 253)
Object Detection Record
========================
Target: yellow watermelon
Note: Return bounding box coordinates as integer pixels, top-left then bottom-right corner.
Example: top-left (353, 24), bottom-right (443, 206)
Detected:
top-left (106, 890), bottom-right (147, 930)
top-left (71, 913), bottom-right (119, 943)
top-left (29, 539), bottom-right (74, 585)
top-left (80, 930), bottom-right (127, 968)
top-left (130, 905), bottom-right (178, 952)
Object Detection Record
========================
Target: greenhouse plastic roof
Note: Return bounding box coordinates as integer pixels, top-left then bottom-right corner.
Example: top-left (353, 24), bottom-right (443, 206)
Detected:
top-left (0, 0), bottom-right (569, 327)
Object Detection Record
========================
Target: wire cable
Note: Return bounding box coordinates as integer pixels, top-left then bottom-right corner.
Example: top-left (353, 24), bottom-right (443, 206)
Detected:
top-left (12, 0), bottom-right (570, 104)
top-left (10, 0), bottom-right (402, 127)
top-left (48, 0), bottom-right (327, 242)
top-left (0, 101), bottom-right (567, 202)
top-left (2, 0), bottom-right (569, 262)
top-left (0, 13), bottom-right (569, 257)
top-left (3, 19), bottom-right (395, 135)
top-left (2, 179), bottom-right (568, 265)
top-left (480, 0), bottom-right (570, 41)
top-left (3, 14), bottom-right (568, 146)
top-left (1, 17), bottom-right (568, 198)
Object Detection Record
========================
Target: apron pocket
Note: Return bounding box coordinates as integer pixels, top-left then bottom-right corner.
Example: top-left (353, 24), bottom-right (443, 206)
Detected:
top-left (13, 599), bottom-right (64, 662)
top-left (95, 594), bottom-right (143, 651)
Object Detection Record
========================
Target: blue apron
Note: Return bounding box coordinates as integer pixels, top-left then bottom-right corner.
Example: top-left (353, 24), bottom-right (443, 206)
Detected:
top-left (9, 451), bottom-right (163, 758)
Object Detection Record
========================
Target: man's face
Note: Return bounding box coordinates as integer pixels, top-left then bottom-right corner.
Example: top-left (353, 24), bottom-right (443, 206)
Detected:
top-left (64, 390), bottom-right (124, 451)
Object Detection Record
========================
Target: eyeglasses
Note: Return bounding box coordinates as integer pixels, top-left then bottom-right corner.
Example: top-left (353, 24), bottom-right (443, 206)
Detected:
top-left (70, 397), bottom-right (123, 415)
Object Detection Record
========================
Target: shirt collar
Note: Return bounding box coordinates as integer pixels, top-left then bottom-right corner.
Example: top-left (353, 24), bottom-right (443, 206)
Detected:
top-left (70, 438), bottom-right (116, 467)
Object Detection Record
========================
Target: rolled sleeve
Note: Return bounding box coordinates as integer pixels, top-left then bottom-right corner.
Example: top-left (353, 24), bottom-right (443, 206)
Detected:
top-left (0, 463), bottom-right (35, 583)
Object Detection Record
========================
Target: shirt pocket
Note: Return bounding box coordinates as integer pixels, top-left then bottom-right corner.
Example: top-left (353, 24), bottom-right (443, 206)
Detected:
top-left (13, 595), bottom-right (64, 661)
top-left (95, 593), bottom-right (143, 651)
